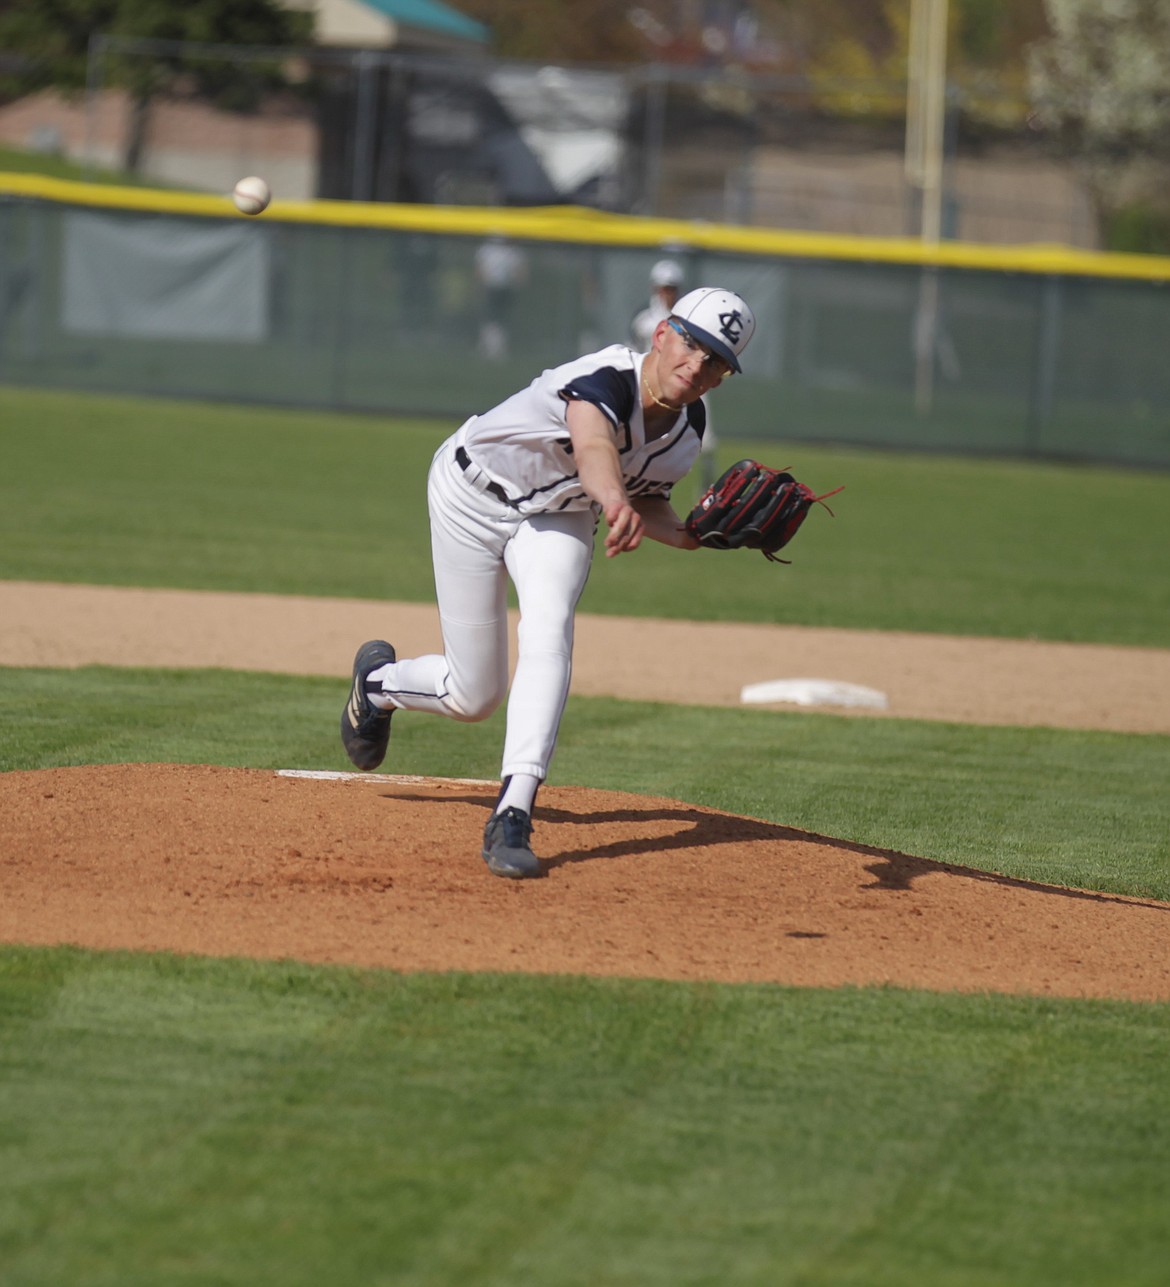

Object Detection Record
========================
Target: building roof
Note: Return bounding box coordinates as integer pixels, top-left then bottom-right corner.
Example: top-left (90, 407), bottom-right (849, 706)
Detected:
top-left (360, 0), bottom-right (489, 44)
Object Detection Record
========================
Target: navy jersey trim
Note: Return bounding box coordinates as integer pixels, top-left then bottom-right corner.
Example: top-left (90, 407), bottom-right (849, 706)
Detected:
top-left (687, 398), bottom-right (707, 440)
top-left (559, 366), bottom-right (638, 433)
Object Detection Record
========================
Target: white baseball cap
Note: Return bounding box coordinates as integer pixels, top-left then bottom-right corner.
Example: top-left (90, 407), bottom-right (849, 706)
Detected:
top-left (669, 287), bottom-right (755, 373)
top-left (650, 258), bottom-right (684, 287)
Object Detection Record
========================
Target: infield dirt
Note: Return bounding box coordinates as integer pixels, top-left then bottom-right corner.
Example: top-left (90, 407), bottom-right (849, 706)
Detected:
top-left (2, 580), bottom-right (1169, 1000)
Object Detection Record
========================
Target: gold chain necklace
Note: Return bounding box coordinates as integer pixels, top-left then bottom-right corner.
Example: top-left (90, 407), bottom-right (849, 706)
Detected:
top-left (642, 370), bottom-right (681, 412)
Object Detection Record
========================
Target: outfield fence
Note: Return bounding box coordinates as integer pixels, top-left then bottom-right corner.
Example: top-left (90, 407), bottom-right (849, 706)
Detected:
top-left (1, 174), bottom-right (1168, 469)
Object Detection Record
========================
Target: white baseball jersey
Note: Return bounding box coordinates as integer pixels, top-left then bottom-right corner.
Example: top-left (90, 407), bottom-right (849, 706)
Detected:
top-left (453, 343), bottom-right (706, 516)
top-left (631, 297), bottom-right (671, 351)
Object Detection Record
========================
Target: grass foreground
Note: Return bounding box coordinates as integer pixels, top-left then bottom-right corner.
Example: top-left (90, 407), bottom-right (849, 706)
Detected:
top-left (2, 948), bottom-right (1169, 1287)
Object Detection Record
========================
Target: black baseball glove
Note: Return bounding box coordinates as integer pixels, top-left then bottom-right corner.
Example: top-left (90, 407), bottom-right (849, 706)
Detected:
top-left (684, 459), bottom-right (843, 562)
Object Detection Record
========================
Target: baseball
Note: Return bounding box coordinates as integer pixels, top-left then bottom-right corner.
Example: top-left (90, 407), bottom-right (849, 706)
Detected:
top-left (232, 176), bottom-right (271, 216)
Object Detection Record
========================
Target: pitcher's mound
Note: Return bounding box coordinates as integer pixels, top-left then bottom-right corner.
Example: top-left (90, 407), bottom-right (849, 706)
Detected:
top-left (3, 763), bottom-right (1168, 1001)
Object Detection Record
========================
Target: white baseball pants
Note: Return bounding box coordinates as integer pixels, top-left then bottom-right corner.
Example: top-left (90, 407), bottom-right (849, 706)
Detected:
top-left (371, 441), bottom-right (596, 781)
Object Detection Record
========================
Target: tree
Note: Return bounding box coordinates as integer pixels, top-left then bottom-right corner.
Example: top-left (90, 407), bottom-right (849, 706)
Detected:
top-left (0, 0), bottom-right (312, 170)
top-left (1029, 0), bottom-right (1170, 148)
top-left (0, 0), bottom-right (119, 95)
top-left (1028, 0), bottom-right (1170, 247)
top-left (454, 0), bottom-right (652, 63)
top-left (293, 0), bottom-right (1056, 91)
top-left (749, 0), bottom-right (1049, 118)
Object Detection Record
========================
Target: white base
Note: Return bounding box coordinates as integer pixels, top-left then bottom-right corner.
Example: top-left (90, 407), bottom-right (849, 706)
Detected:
top-left (739, 678), bottom-right (889, 710)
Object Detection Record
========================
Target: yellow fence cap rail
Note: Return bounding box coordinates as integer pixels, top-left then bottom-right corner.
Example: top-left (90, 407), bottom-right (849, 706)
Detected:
top-left (4, 170), bottom-right (1170, 283)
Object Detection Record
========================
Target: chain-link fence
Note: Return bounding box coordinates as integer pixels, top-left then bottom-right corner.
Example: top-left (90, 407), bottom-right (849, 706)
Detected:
top-left (2, 184), bottom-right (1167, 469)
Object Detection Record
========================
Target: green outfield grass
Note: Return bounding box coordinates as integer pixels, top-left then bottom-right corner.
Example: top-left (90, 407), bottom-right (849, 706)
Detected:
top-left (0, 147), bottom-right (175, 188)
top-left (2, 383), bottom-right (1169, 1284)
top-left (1, 385), bottom-right (1168, 645)
top-left (2, 949), bottom-right (1169, 1287)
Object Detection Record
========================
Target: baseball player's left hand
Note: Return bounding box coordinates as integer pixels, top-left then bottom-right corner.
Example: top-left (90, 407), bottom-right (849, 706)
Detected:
top-left (684, 459), bottom-right (843, 562)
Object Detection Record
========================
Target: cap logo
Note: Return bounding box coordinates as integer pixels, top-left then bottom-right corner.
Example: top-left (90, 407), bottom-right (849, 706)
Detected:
top-left (718, 309), bottom-right (745, 346)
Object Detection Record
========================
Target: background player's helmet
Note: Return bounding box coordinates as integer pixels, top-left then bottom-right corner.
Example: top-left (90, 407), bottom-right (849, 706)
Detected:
top-left (650, 259), bottom-right (684, 288)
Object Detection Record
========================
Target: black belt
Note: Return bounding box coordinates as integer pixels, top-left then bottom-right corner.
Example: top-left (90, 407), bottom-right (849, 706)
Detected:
top-left (455, 445), bottom-right (515, 507)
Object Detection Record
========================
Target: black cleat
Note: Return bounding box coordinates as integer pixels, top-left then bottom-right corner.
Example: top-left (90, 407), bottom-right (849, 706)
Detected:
top-left (341, 640), bottom-right (396, 771)
top-left (481, 807), bottom-right (543, 879)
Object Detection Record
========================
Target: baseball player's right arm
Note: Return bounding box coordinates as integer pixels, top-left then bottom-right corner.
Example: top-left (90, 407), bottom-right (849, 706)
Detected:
top-left (565, 400), bottom-right (644, 557)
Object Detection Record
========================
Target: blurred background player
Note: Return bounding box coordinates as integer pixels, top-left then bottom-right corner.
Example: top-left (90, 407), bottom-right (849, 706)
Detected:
top-left (630, 258), bottom-right (684, 351)
top-left (475, 234), bottom-right (528, 360)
